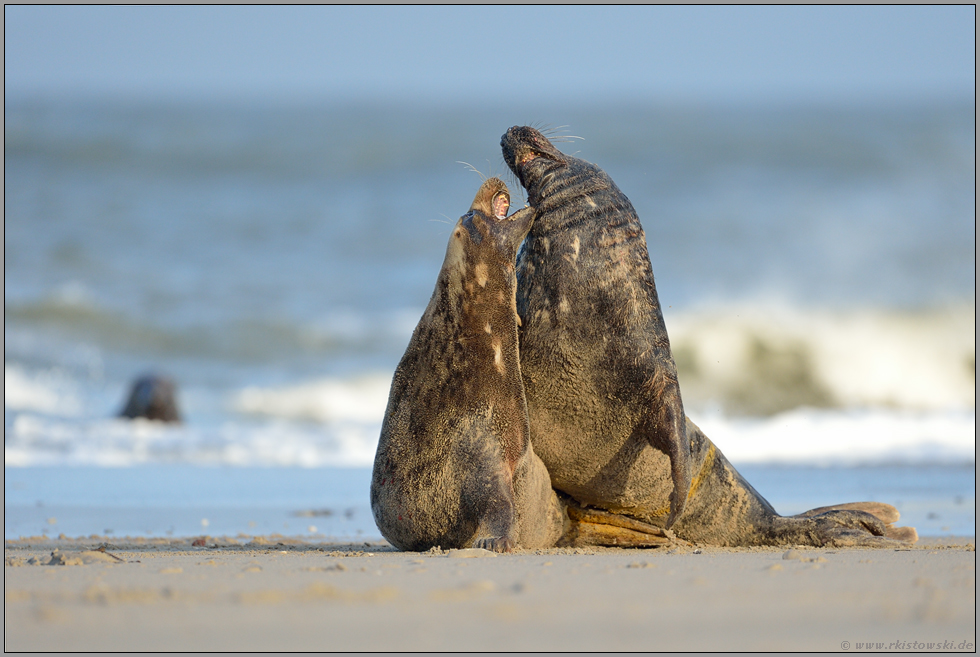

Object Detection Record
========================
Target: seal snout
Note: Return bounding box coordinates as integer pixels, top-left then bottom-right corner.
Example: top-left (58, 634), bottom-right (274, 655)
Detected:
top-left (501, 126), bottom-right (566, 182)
top-left (470, 177), bottom-right (511, 220)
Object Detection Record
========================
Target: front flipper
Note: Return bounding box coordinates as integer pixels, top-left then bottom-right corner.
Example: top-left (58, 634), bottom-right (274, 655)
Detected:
top-left (467, 468), bottom-right (519, 553)
top-left (473, 535), bottom-right (515, 553)
top-left (645, 386), bottom-right (691, 529)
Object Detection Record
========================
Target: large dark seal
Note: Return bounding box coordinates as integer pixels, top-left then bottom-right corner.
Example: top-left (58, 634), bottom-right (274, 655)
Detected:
top-left (371, 178), bottom-right (672, 552)
top-left (502, 126), bottom-right (916, 546)
top-left (119, 374), bottom-right (181, 423)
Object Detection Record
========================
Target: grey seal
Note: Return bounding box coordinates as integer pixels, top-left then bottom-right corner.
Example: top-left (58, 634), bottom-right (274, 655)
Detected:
top-left (501, 126), bottom-right (916, 546)
top-left (119, 374), bottom-right (181, 423)
top-left (371, 178), bottom-right (671, 552)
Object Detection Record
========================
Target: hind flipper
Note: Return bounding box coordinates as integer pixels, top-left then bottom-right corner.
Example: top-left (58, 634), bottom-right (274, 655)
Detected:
top-left (774, 509), bottom-right (914, 547)
top-left (798, 501), bottom-right (898, 524)
top-left (796, 502), bottom-right (917, 544)
top-left (884, 525), bottom-right (918, 542)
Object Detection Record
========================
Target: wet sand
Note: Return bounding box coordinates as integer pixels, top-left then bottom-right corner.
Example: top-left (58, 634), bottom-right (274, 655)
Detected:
top-left (4, 534), bottom-right (975, 652)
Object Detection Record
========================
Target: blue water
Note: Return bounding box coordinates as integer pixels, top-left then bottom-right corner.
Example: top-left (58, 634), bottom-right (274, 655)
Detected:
top-left (4, 465), bottom-right (973, 540)
top-left (4, 466), bottom-right (376, 540)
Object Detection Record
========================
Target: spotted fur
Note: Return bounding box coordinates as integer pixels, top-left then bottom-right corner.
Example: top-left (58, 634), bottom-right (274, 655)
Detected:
top-left (371, 178), bottom-right (563, 552)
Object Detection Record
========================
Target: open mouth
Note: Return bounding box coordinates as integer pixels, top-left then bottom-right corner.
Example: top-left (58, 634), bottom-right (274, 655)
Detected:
top-left (519, 152), bottom-right (537, 166)
top-left (492, 192), bottom-right (510, 219)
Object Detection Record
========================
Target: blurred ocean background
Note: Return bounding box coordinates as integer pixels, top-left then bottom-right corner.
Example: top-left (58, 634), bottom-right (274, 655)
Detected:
top-left (5, 6), bottom-right (975, 540)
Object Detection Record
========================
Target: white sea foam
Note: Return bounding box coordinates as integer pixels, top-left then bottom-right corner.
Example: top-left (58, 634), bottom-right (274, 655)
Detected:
top-left (6, 405), bottom-right (971, 468)
top-left (4, 305), bottom-right (976, 469)
top-left (3, 414), bottom-right (382, 468)
top-left (695, 407), bottom-right (976, 466)
top-left (666, 304), bottom-right (975, 415)
top-left (5, 371), bottom-right (974, 467)
top-left (231, 374), bottom-right (391, 424)
top-left (4, 365), bottom-right (83, 416)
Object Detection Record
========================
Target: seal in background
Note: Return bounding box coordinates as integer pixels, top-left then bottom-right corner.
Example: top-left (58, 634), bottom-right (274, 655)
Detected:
top-left (119, 374), bottom-right (181, 423)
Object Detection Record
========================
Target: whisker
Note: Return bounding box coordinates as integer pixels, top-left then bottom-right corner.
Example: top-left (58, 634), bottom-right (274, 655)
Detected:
top-left (530, 120), bottom-right (550, 134)
top-left (539, 123), bottom-right (563, 138)
top-left (501, 164), bottom-right (528, 205)
top-left (541, 124), bottom-right (584, 144)
top-left (456, 161), bottom-right (488, 181)
top-left (484, 158), bottom-right (498, 180)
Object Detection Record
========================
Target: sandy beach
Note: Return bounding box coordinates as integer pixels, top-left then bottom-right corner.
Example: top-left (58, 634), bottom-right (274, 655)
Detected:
top-left (5, 534), bottom-right (974, 652)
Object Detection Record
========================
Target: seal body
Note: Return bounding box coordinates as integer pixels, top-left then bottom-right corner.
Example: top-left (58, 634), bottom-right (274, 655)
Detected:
top-left (501, 126), bottom-right (691, 528)
top-left (371, 179), bottom-right (565, 552)
top-left (119, 374), bottom-right (181, 423)
top-left (502, 126), bottom-right (916, 547)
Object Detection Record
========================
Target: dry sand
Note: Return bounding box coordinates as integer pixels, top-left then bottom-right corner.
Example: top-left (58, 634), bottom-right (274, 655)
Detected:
top-left (4, 534), bottom-right (975, 652)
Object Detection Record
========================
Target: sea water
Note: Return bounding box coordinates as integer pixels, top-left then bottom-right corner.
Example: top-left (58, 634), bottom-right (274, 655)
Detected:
top-left (4, 98), bottom-right (975, 539)
top-left (4, 464), bottom-right (975, 540)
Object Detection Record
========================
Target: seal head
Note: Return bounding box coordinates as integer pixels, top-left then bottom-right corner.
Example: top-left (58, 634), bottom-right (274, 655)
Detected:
top-left (501, 125), bottom-right (568, 197)
top-left (119, 374), bottom-right (181, 423)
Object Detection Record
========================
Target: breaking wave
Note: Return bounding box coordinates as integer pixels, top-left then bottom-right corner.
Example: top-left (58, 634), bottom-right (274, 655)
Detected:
top-left (5, 358), bottom-right (974, 467)
top-left (667, 303), bottom-right (975, 416)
